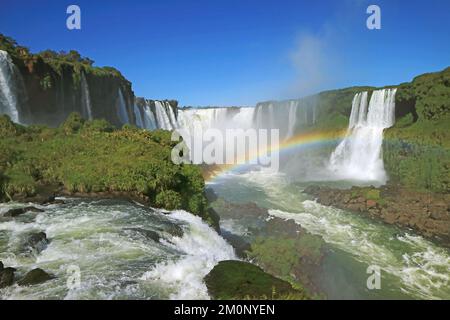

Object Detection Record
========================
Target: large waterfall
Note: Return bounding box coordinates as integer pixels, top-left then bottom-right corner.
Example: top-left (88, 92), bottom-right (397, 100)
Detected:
top-left (133, 97), bottom-right (319, 142)
top-left (253, 98), bottom-right (317, 139)
top-left (329, 88), bottom-right (397, 183)
top-left (0, 50), bottom-right (27, 123)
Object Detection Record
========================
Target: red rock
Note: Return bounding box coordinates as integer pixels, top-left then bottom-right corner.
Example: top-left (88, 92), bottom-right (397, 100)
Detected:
top-left (366, 200), bottom-right (377, 208)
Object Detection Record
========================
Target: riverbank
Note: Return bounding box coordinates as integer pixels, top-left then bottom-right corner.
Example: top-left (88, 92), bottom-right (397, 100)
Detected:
top-left (0, 113), bottom-right (220, 227)
top-left (304, 184), bottom-right (450, 247)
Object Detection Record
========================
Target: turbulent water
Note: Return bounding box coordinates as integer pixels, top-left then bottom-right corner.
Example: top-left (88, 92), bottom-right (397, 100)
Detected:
top-left (0, 198), bottom-right (236, 300)
top-left (329, 89), bottom-right (397, 183)
top-left (210, 171), bottom-right (450, 300)
top-left (0, 50), bottom-right (27, 124)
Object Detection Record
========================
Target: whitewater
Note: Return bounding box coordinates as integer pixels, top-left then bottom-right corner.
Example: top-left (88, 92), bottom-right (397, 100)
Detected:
top-left (0, 198), bottom-right (236, 299)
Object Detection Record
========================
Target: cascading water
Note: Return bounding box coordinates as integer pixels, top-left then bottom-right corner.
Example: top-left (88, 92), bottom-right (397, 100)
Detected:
top-left (0, 50), bottom-right (27, 123)
top-left (329, 88), bottom-right (397, 183)
top-left (133, 104), bottom-right (144, 128)
top-left (166, 102), bottom-right (178, 129)
top-left (0, 198), bottom-right (236, 299)
top-left (142, 104), bottom-right (158, 130)
top-left (116, 88), bottom-right (129, 124)
top-left (154, 101), bottom-right (174, 130)
top-left (286, 101), bottom-right (298, 138)
top-left (80, 73), bottom-right (93, 120)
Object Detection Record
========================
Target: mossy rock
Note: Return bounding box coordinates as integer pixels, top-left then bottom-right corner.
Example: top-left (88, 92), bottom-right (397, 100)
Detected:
top-left (204, 260), bottom-right (308, 300)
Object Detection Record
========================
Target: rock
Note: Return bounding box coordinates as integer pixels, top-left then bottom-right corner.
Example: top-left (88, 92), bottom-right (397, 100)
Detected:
top-left (265, 217), bottom-right (302, 238)
top-left (206, 207), bottom-right (221, 233)
top-left (204, 260), bottom-right (308, 300)
top-left (126, 228), bottom-right (160, 242)
top-left (0, 267), bottom-right (16, 288)
top-left (204, 188), bottom-right (218, 202)
top-left (157, 223), bottom-right (184, 238)
top-left (0, 260), bottom-right (3, 271)
top-left (4, 206), bottom-right (44, 217)
top-left (220, 231), bottom-right (251, 258)
top-left (366, 199), bottom-right (377, 208)
top-left (17, 268), bottom-right (53, 286)
top-left (24, 232), bottom-right (49, 253)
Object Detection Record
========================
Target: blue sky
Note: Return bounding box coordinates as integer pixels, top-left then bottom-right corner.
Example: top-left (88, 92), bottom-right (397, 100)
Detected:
top-left (1, 0), bottom-right (449, 106)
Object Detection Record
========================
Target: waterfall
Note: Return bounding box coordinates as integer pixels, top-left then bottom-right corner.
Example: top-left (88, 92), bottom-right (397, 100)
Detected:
top-left (166, 101), bottom-right (178, 129)
top-left (80, 73), bottom-right (93, 120)
top-left (0, 50), bottom-right (27, 123)
top-left (142, 104), bottom-right (158, 130)
top-left (154, 101), bottom-right (174, 130)
top-left (133, 103), bottom-right (144, 128)
top-left (348, 92), bottom-right (368, 128)
top-left (117, 88), bottom-right (129, 124)
top-left (231, 107), bottom-right (255, 129)
top-left (329, 88), bottom-right (397, 183)
top-left (286, 101), bottom-right (298, 138)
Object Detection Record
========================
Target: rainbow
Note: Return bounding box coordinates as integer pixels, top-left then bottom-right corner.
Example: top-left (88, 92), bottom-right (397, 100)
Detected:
top-left (205, 129), bottom-right (347, 182)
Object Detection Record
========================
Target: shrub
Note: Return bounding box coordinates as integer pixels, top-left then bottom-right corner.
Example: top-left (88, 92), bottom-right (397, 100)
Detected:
top-left (61, 112), bottom-right (85, 134)
top-left (155, 190), bottom-right (182, 210)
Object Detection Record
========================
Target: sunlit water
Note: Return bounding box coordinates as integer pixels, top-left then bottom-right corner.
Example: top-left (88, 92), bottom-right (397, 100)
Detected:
top-left (0, 198), bottom-right (235, 300)
top-left (209, 171), bottom-right (450, 300)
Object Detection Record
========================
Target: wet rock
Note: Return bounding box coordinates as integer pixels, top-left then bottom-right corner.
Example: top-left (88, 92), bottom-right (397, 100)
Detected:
top-left (24, 232), bottom-right (49, 253)
top-left (220, 231), bottom-right (251, 258)
top-left (204, 188), bottom-right (218, 202)
top-left (265, 217), bottom-right (302, 238)
top-left (159, 224), bottom-right (184, 238)
top-left (17, 268), bottom-right (53, 286)
top-left (206, 207), bottom-right (221, 233)
top-left (211, 199), bottom-right (269, 220)
top-left (3, 206), bottom-right (44, 217)
top-left (126, 228), bottom-right (160, 242)
top-left (0, 267), bottom-right (16, 288)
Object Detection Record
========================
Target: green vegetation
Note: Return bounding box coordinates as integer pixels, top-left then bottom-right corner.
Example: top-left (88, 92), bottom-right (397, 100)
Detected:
top-left (0, 33), bottom-right (126, 80)
top-left (204, 260), bottom-right (309, 300)
top-left (314, 86), bottom-right (374, 132)
top-left (384, 67), bottom-right (450, 193)
top-left (247, 234), bottom-right (323, 299)
top-left (365, 189), bottom-right (381, 201)
top-left (0, 114), bottom-right (209, 219)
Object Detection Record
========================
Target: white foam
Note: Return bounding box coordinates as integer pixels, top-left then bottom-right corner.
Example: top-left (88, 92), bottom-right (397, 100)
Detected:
top-left (141, 210), bottom-right (236, 299)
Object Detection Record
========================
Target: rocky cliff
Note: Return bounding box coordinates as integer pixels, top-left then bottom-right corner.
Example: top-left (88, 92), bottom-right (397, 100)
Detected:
top-left (0, 34), bottom-right (135, 127)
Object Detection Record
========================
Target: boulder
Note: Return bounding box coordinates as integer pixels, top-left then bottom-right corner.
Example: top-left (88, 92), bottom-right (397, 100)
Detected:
top-left (126, 228), bottom-right (160, 242)
top-left (4, 206), bottom-right (44, 217)
top-left (17, 268), bottom-right (53, 286)
top-left (366, 199), bottom-right (377, 208)
top-left (24, 232), bottom-right (49, 253)
top-left (0, 267), bottom-right (16, 288)
top-left (157, 223), bottom-right (184, 238)
top-left (204, 260), bottom-right (308, 300)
